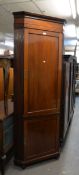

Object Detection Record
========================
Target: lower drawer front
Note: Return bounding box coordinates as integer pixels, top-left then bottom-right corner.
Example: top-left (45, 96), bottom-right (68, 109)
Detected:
top-left (24, 115), bottom-right (59, 161)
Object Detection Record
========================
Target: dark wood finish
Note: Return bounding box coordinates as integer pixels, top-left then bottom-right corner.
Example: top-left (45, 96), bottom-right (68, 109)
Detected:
top-left (13, 11), bottom-right (65, 167)
top-left (60, 55), bottom-right (76, 144)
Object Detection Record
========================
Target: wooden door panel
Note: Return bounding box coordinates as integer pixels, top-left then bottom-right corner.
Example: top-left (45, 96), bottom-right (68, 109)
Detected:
top-left (28, 32), bottom-right (59, 113)
top-left (24, 115), bottom-right (59, 159)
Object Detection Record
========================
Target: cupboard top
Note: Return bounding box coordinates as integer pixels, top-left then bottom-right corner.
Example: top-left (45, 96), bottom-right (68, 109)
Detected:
top-left (13, 11), bottom-right (66, 24)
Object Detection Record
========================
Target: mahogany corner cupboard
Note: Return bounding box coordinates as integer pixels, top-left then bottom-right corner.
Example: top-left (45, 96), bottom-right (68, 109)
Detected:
top-left (13, 11), bottom-right (65, 167)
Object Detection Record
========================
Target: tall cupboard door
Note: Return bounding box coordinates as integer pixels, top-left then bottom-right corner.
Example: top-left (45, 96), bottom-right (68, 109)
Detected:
top-left (23, 29), bottom-right (62, 160)
top-left (24, 29), bottom-right (61, 116)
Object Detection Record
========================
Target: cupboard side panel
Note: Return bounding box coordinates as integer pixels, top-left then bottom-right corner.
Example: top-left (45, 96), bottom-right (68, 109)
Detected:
top-left (24, 29), bottom-right (29, 115)
top-left (14, 29), bottom-right (24, 160)
top-left (57, 33), bottom-right (63, 111)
